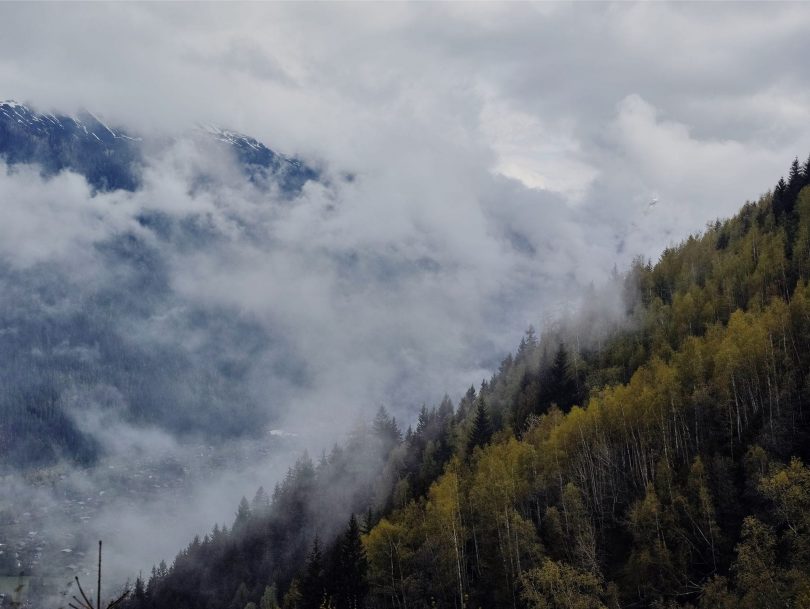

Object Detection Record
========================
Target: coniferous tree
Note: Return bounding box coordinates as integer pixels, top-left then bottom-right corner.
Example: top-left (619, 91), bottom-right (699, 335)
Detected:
top-left (282, 580), bottom-right (302, 609)
top-left (252, 486), bottom-right (270, 514)
top-left (788, 156), bottom-right (803, 204)
top-left (333, 515), bottom-right (369, 609)
top-left (301, 538), bottom-right (327, 609)
top-left (773, 176), bottom-right (788, 217)
top-left (517, 326), bottom-right (538, 363)
top-left (372, 406), bottom-right (402, 451)
top-left (415, 405), bottom-right (430, 437)
top-left (362, 507), bottom-right (375, 535)
top-left (437, 395), bottom-right (454, 421)
top-left (512, 369), bottom-right (543, 433)
top-left (467, 398), bottom-right (492, 454)
top-left (541, 343), bottom-right (579, 412)
top-left (260, 584), bottom-right (280, 609)
top-left (234, 496), bottom-right (251, 532)
top-left (803, 153), bottom-right (810, 187)
top-left (133, 576), bottom-right (147, 609)
top-left (456, 384), bottom-right (476, 420)
top-left (230, 583), bottom-right (250, 609)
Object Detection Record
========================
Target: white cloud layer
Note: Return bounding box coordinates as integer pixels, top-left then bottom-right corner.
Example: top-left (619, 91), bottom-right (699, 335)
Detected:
top-left (2, 1), bottom-right (810, 587)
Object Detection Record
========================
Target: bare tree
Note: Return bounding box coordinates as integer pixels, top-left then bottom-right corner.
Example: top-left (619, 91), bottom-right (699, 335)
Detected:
top-left (67, 542), bottom-right (129, 609)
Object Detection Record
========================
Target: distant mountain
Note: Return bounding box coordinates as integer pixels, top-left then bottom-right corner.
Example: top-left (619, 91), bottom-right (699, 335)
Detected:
top-left (200, 125), bottom-right (319, 194)
top-left (0, 100), bottom-right (318, 194)
top-left (0, 100), bottom-right (321, 470)
top-left (0, 100), bottom-right (141, 190)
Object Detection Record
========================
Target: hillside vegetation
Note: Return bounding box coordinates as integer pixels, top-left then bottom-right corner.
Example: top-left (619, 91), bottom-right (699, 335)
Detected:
top-left (129, 155), bottom-right (810, 609)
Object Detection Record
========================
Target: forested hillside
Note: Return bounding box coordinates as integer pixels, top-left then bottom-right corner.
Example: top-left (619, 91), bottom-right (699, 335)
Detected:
top-left (0, 101), bottom-right (321, 470)
top-left (129, 155), bottom-right (810, 609)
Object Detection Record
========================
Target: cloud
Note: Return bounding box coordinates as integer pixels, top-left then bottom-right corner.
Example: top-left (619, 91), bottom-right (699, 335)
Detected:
top-left (0, 164), bottom-right (138, 271)
top-left (2, 0), bottom-right (810, 593)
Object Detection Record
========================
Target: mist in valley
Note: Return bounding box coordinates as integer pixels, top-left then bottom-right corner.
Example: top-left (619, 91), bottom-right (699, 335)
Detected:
top-left (2, 3), bottom-right (810, 608)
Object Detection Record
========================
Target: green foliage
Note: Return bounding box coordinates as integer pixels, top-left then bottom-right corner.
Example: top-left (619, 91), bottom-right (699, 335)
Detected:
top-left (282, 580), bottom-right (302, 609)
top-left (301, 538), bottom-right (326, 609)
top-left (466, 398), bottom-right (493, 455)
top-left (331, 515), bottom-right (369, 609)
top-left (260, 584), bottom-right (280, 609)
top-left (131, 156), bottom-right (810, 609)
top-left (520, 559), bottom-right (607, 609)
top-left (356, 155), bottom-right (810, 609)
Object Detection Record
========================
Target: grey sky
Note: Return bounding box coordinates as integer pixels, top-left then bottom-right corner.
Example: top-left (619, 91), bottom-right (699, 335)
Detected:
top-left (3, 2), bottom-right (810, 583)
top-left (2, 0), bottom-right (809, 448)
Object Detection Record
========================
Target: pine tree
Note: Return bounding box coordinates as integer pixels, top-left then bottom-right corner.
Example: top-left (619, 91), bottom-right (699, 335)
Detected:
top-left (230, 583), bottom-right (249, 609)
top-left (252, 486), bottom-right (270, 514)
top-left (234, 496), bottom-right (251, 531)
top-left (301, 538), bottom-right (327, 609)
top-left (517, 326), bottom-right (538, 362)
top-left (803, 153), bottom-right (810, 188)
top-left (467, 398), bottom-right (492, 454)
top-left (260, 584), bottom-right (280, 609)
top-left (788, 156), bottom-right (803, 204)
top-left (773, 176), bottom-right (788, 217)
top-left (541, 343), bottom-right (578, 412)
top-left (456, 384), bottom-right (476, 420)
top-left (333, 515), bottom-right (369, 609)
top-left (415, 405), bottom-right (430, 436)
top-left (282, 579), bottom-right (303, 609)
top-left (372, 406), bottom-right (402, 450)
top-left (437, 395), bottom-right (454, 421)
top-left (362, 507), bottom-right (375, 535)
top-left (133, 575), bottom-right (147, 609)
top-left (146, 565), bottom-right (159, 599)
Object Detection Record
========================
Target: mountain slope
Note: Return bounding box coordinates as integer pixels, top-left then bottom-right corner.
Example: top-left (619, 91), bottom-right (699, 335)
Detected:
top-left (0, 100), bottom-right (141, 190)
top-left (130, 155), bottom-right (810, 609)
top-left (0, 101), bottom-right (318, 195)
top-left (0, 101), bottom-right (322, 470)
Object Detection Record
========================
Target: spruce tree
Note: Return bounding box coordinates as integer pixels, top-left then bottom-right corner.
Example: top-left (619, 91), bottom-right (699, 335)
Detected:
top-left (542, 343), bottom-right (578, 412)
top-left (372, 406), bottom-right (402, 451)
top-left (467, 398), bottom-right (492, 454)
top-left (788, 156), bottom-right (803, 204)
top-left (301, 538), bottom-right (326, 609)
top-left (234, 496), bottom-right (251, 531)
top-left (803, 153), bottom-right (810, 187)
top-left (230, 583), bottom-right (249, 609)
top-left (334, 515), bottom-right (369, 609)
top-left (133, 575), bottom-right (147, 609)
top-left (362, 507), bottom-right (375, 535)
top-left (260, 584), bottom-right (280, 609)
top-left (773, 176), bottom-right (788, 217)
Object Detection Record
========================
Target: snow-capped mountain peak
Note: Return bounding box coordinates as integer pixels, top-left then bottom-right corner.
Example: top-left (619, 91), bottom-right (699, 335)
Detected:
top-left (0, 100), bottom-right (318, 194)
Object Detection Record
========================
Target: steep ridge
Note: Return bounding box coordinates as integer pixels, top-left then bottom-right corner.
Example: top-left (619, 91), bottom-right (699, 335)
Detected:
top-left (129, 155), bottom-right (810, 609)
top-left (0, 102), bottom-right (322, 470)
top-left (0, 101), bottom-right (318, 195)
top-left (0, 100), bottom-right (141, 191)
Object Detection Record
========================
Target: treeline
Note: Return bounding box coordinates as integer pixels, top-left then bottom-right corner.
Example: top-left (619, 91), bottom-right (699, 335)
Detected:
top-left (127, 155), bottom-right (810, 609)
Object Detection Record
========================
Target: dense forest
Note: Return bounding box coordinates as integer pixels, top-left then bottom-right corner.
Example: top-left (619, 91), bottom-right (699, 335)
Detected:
top-left (125, 154), bottom-right (810, 609)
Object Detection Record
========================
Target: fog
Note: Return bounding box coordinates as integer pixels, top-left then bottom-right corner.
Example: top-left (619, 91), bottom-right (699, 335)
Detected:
top-left (0, 135), bottom-right (610, 597)
top-left (3, 1), bottom-right (810, 604)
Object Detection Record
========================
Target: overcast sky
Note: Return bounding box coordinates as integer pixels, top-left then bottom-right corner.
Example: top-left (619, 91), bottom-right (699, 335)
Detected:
top-left (3, 1), bottom-right (810, 421)
top-left (3, 1), bottom-right (810, 407)
top-left (4, 1), bottom-right (810, 585)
